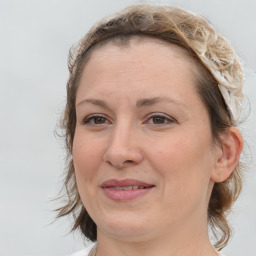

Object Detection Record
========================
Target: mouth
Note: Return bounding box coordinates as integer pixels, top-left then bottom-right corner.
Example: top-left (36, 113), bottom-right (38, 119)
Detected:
top-left (101, 179), bottom-right (155, 201)
top-left (108, 185), bottom-right (149, 191)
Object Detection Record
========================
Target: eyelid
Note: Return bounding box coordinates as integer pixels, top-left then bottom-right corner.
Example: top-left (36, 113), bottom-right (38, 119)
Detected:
top-left (81, 112), bottom-right (176, 126)
top-left (145, 113), bottom-right (176, 124)
top-left (82, 113), bottom-right (112, 125)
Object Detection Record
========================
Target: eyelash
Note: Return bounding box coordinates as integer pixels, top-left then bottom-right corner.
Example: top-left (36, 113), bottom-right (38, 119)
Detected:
top-left (145, 113), bottom-right (175, 125)
top-left (82, 113), bottom-right (175, 126)
top-left (82, 114), bottom-right (111, 126)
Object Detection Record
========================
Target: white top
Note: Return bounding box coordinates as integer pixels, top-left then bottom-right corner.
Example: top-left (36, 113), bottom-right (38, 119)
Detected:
top-left (68, 244), bottom-right (225, 256)
top-left (68, 243), bottom-right (95, 256)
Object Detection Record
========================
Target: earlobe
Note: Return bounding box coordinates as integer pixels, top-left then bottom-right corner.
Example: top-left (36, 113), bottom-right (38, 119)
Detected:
top-left (211, 127), bottom-right (243, 183)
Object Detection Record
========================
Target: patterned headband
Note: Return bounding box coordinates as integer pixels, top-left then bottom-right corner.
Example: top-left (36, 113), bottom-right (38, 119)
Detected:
top-left (196, 49), bottom-right (244, 124)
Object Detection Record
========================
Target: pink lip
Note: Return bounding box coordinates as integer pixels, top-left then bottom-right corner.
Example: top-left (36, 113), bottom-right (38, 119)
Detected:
top-left (101, 179), bottom-right (155, 202)
top-left (101, 179), bottom-right (154, 188)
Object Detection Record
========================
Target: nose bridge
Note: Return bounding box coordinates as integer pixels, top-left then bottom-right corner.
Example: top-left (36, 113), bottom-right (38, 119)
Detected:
top-left (112, 119), bottom-right (132, 146)
top-left (103, 118), bottom-right (143, 168)
top-left (108, 118), bottom-right (135, 154)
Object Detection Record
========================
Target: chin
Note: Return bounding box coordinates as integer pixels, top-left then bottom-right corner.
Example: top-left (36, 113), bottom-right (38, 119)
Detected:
top-left (96, 214), bottom-right (155, 241)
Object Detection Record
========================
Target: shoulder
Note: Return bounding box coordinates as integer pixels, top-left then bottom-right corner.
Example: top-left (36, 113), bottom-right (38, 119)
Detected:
top-left (66, 243), bottom-right (96, 256)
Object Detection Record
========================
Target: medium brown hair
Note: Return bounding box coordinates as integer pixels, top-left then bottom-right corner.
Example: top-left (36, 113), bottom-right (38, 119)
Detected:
top-left (57, 4), bottom-right (244, 250)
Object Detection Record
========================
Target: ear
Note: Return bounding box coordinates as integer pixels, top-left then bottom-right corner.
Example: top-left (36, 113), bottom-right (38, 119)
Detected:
top-left (211, 127), bottom-right (243, 183)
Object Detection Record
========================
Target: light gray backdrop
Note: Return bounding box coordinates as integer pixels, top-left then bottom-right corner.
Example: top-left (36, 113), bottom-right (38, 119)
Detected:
top-left (0, 0), bottom-right (255, 255)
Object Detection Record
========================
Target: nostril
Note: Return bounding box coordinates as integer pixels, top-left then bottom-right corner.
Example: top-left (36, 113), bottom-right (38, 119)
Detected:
top-left (106, 160), bottom-right (112, 166)
top-left (105, 159), bottom-right (135, 169)
top-left (103, 147), bottom-right (143, 168)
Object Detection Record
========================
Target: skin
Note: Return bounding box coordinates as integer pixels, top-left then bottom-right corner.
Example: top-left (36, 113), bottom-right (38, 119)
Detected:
top-left (72, 39), bottom-right (242, 256)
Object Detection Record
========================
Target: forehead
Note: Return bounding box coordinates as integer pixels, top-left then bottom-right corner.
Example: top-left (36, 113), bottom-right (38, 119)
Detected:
top-left (82, 37), bottom-right (197, 86)
top-left (80, 37), bottom-right (198, 87)
top-left (76, 38), bottom-right (201, 108)
top-left (89, 36), bottom-right (195, 68)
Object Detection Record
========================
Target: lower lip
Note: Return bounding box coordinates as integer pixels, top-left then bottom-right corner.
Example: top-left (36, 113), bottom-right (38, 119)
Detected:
top-left (102, 187), bottom-right (154, 201)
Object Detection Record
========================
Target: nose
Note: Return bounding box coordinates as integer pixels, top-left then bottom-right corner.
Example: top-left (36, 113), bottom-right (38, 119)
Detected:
top-left (103, 123), bottom-right (143, 169)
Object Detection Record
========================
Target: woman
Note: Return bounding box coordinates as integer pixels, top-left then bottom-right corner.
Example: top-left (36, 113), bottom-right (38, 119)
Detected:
top-left (57, 4), bottom-right (244, 256)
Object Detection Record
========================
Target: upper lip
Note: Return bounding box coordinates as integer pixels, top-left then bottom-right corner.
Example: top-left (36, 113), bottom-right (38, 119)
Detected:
top-left (101, 179), bottom-right (155, 188)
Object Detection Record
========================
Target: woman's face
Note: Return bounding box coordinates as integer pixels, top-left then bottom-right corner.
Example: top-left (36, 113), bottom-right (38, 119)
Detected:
top-left (73, 39), bottom-right (219, 242)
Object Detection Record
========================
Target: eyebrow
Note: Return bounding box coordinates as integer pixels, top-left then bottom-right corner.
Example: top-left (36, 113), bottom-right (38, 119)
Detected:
top-left (77, 96), bottom-right (187, 109)
top-left (77, 98), bottom-right (111, 110)
top-left (136, 97), bottom-right (187, 108)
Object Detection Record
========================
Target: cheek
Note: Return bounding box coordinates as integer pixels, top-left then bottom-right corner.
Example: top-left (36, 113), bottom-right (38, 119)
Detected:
top-left (72, 135), bottom-right (105, 213)
top-left (148, 133), bottom-right (213, 192)
top-left (149, 137), bottom-right (213, 219)
top-left (73, 133), bottom-right (105, 182)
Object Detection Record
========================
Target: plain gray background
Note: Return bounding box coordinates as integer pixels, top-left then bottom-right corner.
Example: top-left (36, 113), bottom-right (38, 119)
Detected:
top-left (0, 0), bottom-right (255, 255)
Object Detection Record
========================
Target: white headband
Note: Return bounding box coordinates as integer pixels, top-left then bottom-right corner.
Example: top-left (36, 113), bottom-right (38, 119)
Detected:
top-left (197, 54), bottom-right (244, 124)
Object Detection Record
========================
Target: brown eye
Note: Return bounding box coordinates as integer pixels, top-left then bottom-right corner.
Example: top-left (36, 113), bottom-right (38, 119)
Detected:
top-left (146, 114), bottom-right (174, 125)
top-left (152, 116), bottom-right (166, 124)
top-left (94, 116), bottom-right (106, 124)
top-left (83, 115), bottom-right (110, 125)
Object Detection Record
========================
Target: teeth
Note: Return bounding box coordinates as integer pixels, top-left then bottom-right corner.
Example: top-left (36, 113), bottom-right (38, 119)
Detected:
top-left (123, 186), bottom-right (133, 191)
top-left (114, 186), bottom-right (145, 190)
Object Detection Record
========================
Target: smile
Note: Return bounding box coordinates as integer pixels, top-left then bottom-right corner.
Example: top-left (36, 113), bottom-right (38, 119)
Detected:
top-left (110, 186), bottom-right (146, 190)
top-left (101, 179), bottom-right (155, 201)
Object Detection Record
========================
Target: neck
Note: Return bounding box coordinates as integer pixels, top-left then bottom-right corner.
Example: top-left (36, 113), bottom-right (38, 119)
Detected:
top-left (95, 223), bottom-right (219, 256)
